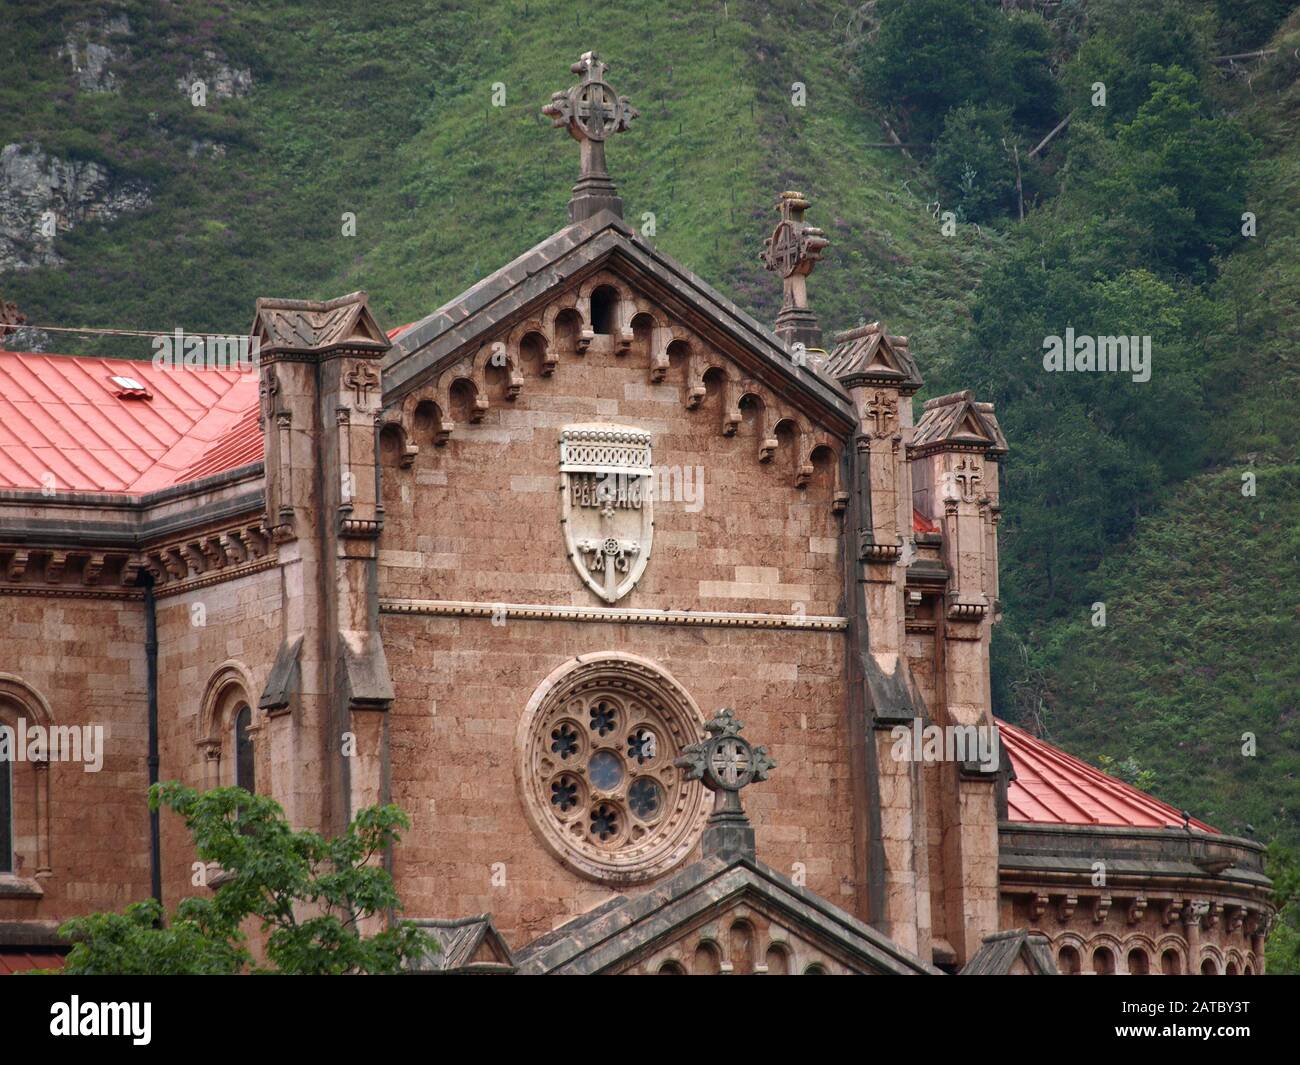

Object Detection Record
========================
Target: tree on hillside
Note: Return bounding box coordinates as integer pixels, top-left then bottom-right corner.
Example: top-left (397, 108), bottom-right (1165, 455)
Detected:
top-left (54, 783), bottom-right (437, 975)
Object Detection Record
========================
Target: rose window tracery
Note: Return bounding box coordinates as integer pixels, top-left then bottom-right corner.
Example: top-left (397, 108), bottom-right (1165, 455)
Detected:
top-left (519, 654), bottom-right (708, 882)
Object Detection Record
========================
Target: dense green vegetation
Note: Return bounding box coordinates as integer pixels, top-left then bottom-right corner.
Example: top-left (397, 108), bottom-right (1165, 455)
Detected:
top-left (1, 0), bottom-right (1297, 959)
top-left (56, 784), bottom-right (435, 975)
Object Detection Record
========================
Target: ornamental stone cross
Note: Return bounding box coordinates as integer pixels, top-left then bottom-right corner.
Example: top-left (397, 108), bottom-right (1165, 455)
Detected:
top-left (674, 708), bottom-right (776, 860)
top-left (954, 457), bottom-right (981, 502)
top-left (864, 390), bottom-right (898, 439)
top-left (542, 51), bottom-right (639, 223)
top-left (759, 191), bottom-right (829, 352)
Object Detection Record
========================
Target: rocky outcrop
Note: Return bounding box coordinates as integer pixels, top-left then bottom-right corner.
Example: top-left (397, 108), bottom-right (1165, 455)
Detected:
top-left (0, 144), bottom-right (150, 273)
top-left (57, 13), bottom-right (131, 93)
top-left (176, 50), bottom-right (253, 100)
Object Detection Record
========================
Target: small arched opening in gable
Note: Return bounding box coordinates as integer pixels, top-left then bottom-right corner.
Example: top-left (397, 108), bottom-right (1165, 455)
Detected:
top-left (590, 285), bottom-right (619, 335)
top-left (379, 423), bottom-right (406, 468)
top-left (738, 393), bottom-right (764, 435)
top-left (630, 312), bottom-right (655, 359)
top-left (553, 308), bottom-right (583, 358)
top-left (519, 331), bottom-right (548, 373)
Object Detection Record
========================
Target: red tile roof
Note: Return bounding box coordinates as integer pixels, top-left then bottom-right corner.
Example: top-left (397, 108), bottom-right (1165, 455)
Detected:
top-left (0, 351), bottom-right (261, 495)
top-left (913, 507), bottom-right (938, 534)
top-left (999, 718), bottom-right (1216, 832)
top-left (0, 951), bottom-right (66, 974)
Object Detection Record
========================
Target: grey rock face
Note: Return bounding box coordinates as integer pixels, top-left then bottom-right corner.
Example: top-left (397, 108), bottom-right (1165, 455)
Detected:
top-left (0, 144), bottom-right (151, 273)
top-left (57, 15), bottom-right (132, 93)
top-left (176, 50), bottom-right (253, 100)
top-left (1, 326), bottom-right (53, 353)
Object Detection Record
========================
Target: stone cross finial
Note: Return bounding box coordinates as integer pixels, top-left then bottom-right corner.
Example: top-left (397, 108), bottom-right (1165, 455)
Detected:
top-left (543, 51), bottom-right (639, 223)
top-left (759, 191), bottom-right (829, 353)
top-left (675, 708), bottom-right (776, 861)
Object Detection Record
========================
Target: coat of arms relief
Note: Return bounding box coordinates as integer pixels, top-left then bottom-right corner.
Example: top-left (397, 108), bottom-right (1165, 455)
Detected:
top-left (560, 425), bottom-right (653, 603)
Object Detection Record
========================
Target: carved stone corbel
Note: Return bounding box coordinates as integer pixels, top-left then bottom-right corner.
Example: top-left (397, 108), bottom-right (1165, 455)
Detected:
top-left (1058, 894), bottom-right (1078, 923)
top-left (1093, 894), bottom-right (1112, 923)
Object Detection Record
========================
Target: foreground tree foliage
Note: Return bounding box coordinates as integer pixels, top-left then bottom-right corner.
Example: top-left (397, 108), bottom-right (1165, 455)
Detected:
top-left (57, 783), bottom-right (436, 975)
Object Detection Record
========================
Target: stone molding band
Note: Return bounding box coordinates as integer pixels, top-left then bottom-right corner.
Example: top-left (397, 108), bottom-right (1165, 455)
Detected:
top-left (379, 598), bottom-right (848, 631)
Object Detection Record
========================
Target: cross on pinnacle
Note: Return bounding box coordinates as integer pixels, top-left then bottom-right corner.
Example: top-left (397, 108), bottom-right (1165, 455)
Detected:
top-left (675, 708), bottom-right (776, 861)
top-left (543, 51), bottom-right (639, 223)
top-left (759, 191), bottom-right (829, 354)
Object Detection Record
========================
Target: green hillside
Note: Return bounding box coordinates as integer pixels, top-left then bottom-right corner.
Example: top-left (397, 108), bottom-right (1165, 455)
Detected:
top-left (2, 0), bottom-right (1297, 950)
top-left (0, 0), bottom-right (989, 363)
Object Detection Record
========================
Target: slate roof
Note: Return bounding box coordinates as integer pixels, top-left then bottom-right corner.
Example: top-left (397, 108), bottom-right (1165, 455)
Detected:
top-left (912, 389), bottom-right (1008, 455)
top-left (823, 322), bottom-right (923, 392)
top-left (250, 290), bottom-right (390, 356)
top-left (382, 210), bottom-right (855, 426)
top-left (407, 915), bottom-right (516, 973)
top-left (960, 929), bottom-right (1058, 975)
top-left (0, 350), bottom-right (260, 495)
top-left (999, 719), bottom-right (1217, 832)
top-left (514, 854), bottom-right (940, 975)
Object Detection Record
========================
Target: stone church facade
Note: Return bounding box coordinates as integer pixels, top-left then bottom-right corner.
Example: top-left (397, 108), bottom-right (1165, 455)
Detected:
top-left (0, 53), bottom-right (1272, 975)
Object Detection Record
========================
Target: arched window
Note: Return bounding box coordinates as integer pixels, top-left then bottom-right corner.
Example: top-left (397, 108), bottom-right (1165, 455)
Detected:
top-left (1161, 949), bottom-right (1181, 975)
top-left (1093, 947), bottom-right (1115, 975)
top-left (0, 676), bottom-right (55, 882)
top-left (1058, 945), bottom-right (1081, 975)
top-left (1128, 948), bottom-right (1150, 975)
top-left (234, 705), bottom-right (255, 794)
top-left (1201, 958), bottom-right (1219, 976)
top-left (198, 664), bottom-right (258, 792)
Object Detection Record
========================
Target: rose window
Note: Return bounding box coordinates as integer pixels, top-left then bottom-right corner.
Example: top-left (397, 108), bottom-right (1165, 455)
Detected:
top-left (519, 654), bottom-right (709, 882)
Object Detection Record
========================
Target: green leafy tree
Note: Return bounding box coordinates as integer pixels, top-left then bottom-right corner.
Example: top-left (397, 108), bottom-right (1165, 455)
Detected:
top-left (1061, 0), bottom-right (1209, 125)
top-left (989, 12), bottom-right (1061, 132)
top-left (932, 105), bottom-right (1018, 222)
top-left (58, 783), bottom-right (437, 975)
top-left (1265, 846), bottom-right (1300, 974)
top-left (862, 0), bottom-right (1059, 144)
top-left (862, 0), bottom-right (1002, 142)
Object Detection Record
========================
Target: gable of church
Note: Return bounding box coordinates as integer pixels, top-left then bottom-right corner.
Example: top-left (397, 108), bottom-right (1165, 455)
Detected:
top-left (514, 857), bottom-right (938, 975)
top-left (379, 215), bottom-right (856, 462)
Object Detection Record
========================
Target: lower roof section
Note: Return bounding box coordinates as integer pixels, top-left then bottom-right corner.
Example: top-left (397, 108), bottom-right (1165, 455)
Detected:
top-left (0, 351), bottom-right (260, 495)
top-left (998, 718), bottom-right (1216, 832)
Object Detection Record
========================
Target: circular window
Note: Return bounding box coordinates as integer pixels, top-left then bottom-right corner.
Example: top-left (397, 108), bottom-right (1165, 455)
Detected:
top-left (517, 653), bottom-right (708, 882)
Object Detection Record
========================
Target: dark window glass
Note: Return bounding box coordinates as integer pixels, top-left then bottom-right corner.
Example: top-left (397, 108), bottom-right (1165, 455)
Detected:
top-left (235, 706), bottom-right (255, 794)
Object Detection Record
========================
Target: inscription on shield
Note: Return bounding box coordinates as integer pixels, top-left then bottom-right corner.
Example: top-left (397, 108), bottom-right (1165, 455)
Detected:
top-left (560, 425), bottom-right (653, 603)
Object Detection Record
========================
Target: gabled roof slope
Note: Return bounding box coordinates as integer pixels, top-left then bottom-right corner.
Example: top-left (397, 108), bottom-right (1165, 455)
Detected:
top-left (0, 351), bottom-right (260, 495)
top-left (515, 854), bottom-right (939, 975)
top-left (824, 321), bottom-right (923, 392)
top-left (251, 290), bottom-right (389, 355)
top-left (960, 929), bottom-right (1058, 975)
top-left (912, 389), bottom-right (1008, 455)
top-left (999, 719), bottom-right (1216, 832)
top-left (408, 915), bottom-right (515, 974)
top-left (382, 210), bottom-right (854, 428)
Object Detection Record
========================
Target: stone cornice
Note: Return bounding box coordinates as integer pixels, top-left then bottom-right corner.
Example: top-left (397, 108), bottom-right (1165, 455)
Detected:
top-left (379, 598), bottom-right (847, 631)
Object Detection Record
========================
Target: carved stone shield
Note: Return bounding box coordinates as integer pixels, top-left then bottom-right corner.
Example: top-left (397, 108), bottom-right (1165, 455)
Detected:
top-left (560, 425), bottom-right (653, 603)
